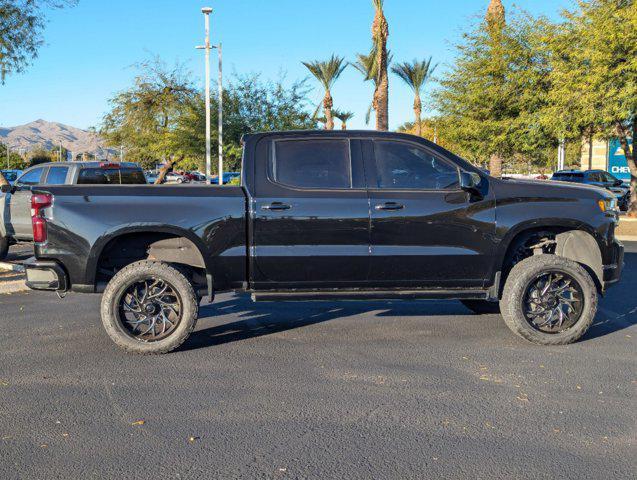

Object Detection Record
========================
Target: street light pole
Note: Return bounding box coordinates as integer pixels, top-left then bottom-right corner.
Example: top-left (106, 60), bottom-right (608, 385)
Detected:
top-left (197, 7), bottom-right (213, 185)
top-left (217, 42), bottom-right (223, 186)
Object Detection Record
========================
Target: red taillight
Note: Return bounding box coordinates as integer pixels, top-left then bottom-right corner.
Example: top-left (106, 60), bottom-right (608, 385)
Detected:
top-left (31, 193), bottom-right (52, 244)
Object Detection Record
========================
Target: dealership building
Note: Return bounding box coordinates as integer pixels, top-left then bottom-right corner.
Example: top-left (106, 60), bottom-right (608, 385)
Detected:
top-left (581, 138), bottom-right (633, 180)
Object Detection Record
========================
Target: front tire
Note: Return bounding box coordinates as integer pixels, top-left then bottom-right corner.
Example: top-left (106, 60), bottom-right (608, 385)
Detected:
top-left (500, 255), bottom-right (597, 345)
top-left (101, 261), bottom-right (199, 354)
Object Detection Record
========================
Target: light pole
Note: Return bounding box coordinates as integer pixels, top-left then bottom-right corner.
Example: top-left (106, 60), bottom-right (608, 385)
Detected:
top-left (214, 42), bottom-right (223, 186)
top-left (197, 7), bottom-right (213, 185)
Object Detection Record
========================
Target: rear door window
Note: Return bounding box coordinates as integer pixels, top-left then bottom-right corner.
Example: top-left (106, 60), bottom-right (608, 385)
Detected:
top-left (45, 166), bottom-right (69, 185)
top-left (273, 139), bottom-right (352, 189)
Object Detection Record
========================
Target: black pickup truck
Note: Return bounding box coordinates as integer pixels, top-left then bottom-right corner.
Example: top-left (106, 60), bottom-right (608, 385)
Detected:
top-left (13, 131), bottom-right (623, 354)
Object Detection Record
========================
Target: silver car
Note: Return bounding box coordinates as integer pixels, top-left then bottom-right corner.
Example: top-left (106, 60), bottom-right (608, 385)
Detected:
top-left (1, 161), bottom-right (145, 259)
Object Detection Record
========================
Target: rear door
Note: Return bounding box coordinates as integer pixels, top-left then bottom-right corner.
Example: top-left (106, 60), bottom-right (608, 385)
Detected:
top-left (251, 136), bottom-right (370, 289)
top-left (8, 166), bottom-right (48, 239)
top-left (363, 138), bottom-right (496, 289)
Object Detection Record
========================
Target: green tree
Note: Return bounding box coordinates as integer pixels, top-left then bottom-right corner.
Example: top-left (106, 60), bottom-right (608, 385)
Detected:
top-left (435, 1), bottom-right (555, 175)
top-left (302, 55), bottom-right (347, 130)
top-left (332, 110), bottom-right (354, 130)
top-left (371, 0), bottom-right (389, 131)
top-left (546, 0), bottom-right (637, 215)
top-left (0, 1), bottom-right (78, 83)
top-left (392, 58), bottom-right (437, 137)
top-left (100, 58), bottom-right (198, 174)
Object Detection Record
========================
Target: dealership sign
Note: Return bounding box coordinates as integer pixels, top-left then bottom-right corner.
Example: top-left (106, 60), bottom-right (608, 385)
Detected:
top-left (608, 138), bottom-right (633, 180)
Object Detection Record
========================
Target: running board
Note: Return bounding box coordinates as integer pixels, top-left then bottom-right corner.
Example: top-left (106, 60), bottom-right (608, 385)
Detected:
top-left (251, 289), bottom-right (489, 302)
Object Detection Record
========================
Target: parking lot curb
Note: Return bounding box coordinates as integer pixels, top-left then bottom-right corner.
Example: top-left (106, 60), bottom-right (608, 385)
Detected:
top-left (0, 261), bottom-right (25, 273)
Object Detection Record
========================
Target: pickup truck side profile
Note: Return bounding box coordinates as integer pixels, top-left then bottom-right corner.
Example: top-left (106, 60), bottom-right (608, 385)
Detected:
top-left (14, 131), bottom-right (624, 354)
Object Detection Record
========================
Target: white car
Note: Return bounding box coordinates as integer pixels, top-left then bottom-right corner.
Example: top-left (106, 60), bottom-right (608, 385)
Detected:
top-left (164, 172), bottom-right (189, 184)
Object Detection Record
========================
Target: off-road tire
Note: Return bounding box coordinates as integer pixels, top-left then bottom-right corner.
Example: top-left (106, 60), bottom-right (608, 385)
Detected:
top-left (101, 260), bottom-right (199, 354)
top-left (0, 234), bottom-right (8, 261)
top-left (501, 255), bottom-right (597, 345)
top-left (461, 300), bottom-right (501, 315)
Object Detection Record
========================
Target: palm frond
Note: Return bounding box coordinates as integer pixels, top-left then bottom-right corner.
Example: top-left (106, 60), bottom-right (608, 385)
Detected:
top-left (391, 57), bottom-right (437, 94)
top-left (332, 109), bottom-right (355, 122)
top-left (302, 55), bottom-right (348, 91)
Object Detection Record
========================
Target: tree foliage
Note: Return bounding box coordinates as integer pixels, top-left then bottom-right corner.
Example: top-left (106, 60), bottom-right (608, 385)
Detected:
top-left (0, 0), bottom-right (77, 83)
top-left (435, 4), bottom-right (555, 173)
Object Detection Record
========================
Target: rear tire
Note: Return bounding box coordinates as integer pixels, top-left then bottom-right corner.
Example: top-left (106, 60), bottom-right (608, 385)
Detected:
top-left (0, 234), bottom-right (9, 261)
top-left (500, 255), bottom-right (597, 345)
top-left (461, 300), bottom-right (500, 315)
top-left (100, 260), bottom-right (199, 354)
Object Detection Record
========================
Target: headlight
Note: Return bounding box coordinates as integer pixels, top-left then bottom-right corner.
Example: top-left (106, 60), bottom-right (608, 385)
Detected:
top-left (598, 198), bottom-right (618, 212)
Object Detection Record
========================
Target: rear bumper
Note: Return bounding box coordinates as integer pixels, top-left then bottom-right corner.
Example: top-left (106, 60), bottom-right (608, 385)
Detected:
top-left (23, 258), bottom-right (68, 292)
top-left (603, 239), bottom-right (624, 289)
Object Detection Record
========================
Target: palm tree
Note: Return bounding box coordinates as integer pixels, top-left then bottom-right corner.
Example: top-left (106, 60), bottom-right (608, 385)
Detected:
top-left (371, 0), bottom-right (389, 131)
top-left (392, 58), bottom-right (437, 137)
top-left (302, 55), bottom-right (347, 130)
top-left (351, 48), bottom-right (392, 125)
top-left (333, 110), bottom-right (355, 130)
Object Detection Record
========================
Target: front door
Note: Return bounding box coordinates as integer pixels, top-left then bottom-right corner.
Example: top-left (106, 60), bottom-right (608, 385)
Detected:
top-left (251, 136), bottom-right (370, 289)
top-left (363, 139), bottom-right (496, 289)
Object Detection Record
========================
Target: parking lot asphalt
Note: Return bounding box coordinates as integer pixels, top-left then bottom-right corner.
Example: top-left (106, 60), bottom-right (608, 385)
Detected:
top-left (0, 245), bottom-right (635, 479)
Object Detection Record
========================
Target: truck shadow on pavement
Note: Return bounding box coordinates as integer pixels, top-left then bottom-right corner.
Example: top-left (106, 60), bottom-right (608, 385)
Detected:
top-left (184, 252), bottom-right (637, 351)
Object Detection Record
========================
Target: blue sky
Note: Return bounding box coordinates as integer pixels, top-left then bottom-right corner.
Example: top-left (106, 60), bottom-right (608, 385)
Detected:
top-left (0, 0), bottom-right (573, 131)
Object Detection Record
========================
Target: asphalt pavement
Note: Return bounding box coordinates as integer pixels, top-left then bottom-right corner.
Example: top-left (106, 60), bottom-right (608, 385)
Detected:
top-left (0, 245), bottom-right (635, 479)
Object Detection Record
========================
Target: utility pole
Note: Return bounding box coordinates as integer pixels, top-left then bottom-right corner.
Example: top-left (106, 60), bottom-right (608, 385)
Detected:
top-left (197, 7), bottom-right (213, 185)
top-left (216, 42), bottom-right (223, 186)
top-left (120, 145), bottom-right (124, 163)
top-left (557, 139), bottom-right (566, 171)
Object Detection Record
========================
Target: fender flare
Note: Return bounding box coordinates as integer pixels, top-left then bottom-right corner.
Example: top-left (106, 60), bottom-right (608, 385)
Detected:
top-left (85, 224), bottom-right (214, 288)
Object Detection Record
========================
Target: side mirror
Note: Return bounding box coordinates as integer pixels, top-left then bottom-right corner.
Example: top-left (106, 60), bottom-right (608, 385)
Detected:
top-left (460, 172), bottom-right (481, 192)
top-left (0, 184), bottom-right (15, 194)
top-left (614, 180), bottom-right (623, 187)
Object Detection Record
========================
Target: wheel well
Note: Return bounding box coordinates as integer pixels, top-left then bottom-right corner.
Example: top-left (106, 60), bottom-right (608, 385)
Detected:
top-left (499, 227), bottom-right (603, 295)
top-left (95, 232), bottom-right (208, 289)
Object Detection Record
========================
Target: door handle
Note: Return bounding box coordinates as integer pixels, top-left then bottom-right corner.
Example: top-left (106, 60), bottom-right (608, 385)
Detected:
top-left (262, 202), bottom-right (292, 211)
top-left (375, 202), bottom-right (404, 211)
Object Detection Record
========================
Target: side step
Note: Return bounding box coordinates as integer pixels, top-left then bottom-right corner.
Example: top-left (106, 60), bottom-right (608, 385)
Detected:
top-left (251, 289), bottom-right (490, 302)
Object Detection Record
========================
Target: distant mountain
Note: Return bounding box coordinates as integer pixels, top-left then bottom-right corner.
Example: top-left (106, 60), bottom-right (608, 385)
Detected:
top-left (0, 119), bottom-right (114, 158)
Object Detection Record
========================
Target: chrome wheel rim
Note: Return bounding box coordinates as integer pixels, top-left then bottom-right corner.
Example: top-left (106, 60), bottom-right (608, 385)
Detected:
top-left (523, 271), bottom-right (584, 334)
top-left (117, 278), bottom-right (182, 342)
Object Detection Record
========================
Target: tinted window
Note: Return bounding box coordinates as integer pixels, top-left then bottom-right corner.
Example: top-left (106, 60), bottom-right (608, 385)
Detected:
top-left (273, 140), bottom-right (351, 189)
top-left (374, 141), bottom-right (459, 190)
top-left (1, 171), bottom-right (18, 182)
top-left (587, 172), bottom-right (603, 182)
top-left (18, 168), bottom-right (44, 186)
top-left (77, 167), bottom-right (146, 185)
top-left (119, 168), bottom-right (147, 184)
top-left (552, 173), bottom-right (584, 182)
top-left (45, 167), bottom-right (69, 185)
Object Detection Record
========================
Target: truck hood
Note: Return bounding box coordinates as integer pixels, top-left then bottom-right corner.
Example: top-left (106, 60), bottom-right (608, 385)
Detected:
top-left (498, 178), bottom-right (614, 200)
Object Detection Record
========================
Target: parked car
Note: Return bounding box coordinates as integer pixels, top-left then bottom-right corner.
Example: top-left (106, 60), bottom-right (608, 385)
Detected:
top-left (163, 172), bottom-right (189, 184)
top-left (1, 170), bottom-right (23, 185)
top-left (0, 161), bottom-right (146, 259)
top-left (18, 131), bottom-right (623, 354)
top-left (210, 172), bottom-right (241, 184)
top-left (145, 171), bottom-right (159, 184)
top-left (551, 169), bottom-right (630, 211)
